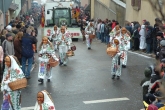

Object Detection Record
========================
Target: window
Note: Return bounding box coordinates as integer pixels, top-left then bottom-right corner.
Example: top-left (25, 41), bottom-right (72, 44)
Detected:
top-left (131, 0), bottom-right (141, 11)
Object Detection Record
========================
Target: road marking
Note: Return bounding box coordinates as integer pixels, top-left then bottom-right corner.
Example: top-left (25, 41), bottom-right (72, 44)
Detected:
top-left (21, 106), bottom-right (35, 110)
top-left (128, 51), bottom-right (153, 59)
top-left (83, 97), bottom-right (129, 104)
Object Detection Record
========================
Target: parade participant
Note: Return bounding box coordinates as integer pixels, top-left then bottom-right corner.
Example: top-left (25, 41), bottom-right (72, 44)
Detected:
top-left (52, 25), bottom-right (60, 51)
top-left (80, 19), bottom-right (86, 43)
top-left (34, 90), bottom-right (55, 110)
top-left (120, 27), bottom-right (131, 68)
top-left (111, 37), bottom-right (125, 80)
top-left (57, 26), bottom-right (72, 66)
top-left (38, 36), bottom-right (59, 83)
top-left (1, 56), bottom-right (25, 110)
top-left (85, 22), bottom-right (95, 50)
top-left (139, 25), bottom-right (146, 52)
top-left (109, 25), bottom-right (120, 43)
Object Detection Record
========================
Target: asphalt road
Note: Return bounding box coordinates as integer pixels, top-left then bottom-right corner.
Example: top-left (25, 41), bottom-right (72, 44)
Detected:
top-left (0, 26), bottom-right (157, 110)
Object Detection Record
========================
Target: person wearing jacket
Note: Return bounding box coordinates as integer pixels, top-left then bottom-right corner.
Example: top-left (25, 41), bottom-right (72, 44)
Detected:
top-left (146, 26), bottom-right (153, 54)
top-left (21, 28), bottom-right (36, 79)
top-left (133, 23), bottom-right (141, 51)
top-left (156, 31), bottom-right (164, 60)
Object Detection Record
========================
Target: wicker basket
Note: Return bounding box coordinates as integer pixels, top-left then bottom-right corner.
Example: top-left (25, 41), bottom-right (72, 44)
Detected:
top-left (89, 34), bottom-right (95, 39)
top-left (66, 50), bottom-right (74, 57)
top-left (49, 57), bottom-right (59, 67)
top-left (106, 46), bottom-right (117, 56)
top-left (8, 78), bottom-right (27, 91)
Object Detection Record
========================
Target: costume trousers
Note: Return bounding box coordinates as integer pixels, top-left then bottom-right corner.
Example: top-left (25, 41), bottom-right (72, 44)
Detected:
top-left (122, 51), bottom-right (127, 66)
top-left (85, 34), bottom-right (92, 48)
top-left (111, 54), bottom-right (122, 76)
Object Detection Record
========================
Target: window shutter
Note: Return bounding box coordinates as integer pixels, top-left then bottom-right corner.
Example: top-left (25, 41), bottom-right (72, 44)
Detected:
top-left (131, 0), bottom-right (135, 6)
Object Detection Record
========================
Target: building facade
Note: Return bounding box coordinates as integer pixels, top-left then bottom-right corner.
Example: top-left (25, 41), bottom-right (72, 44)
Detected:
top-left (91, 0), bottom-right (126, 26)
top-left (81, 0), bottom-right (89, 7)
top-left (125, 0), bottom-right (165, 26)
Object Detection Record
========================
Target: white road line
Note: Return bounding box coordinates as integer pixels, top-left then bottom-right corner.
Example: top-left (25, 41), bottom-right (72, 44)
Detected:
top-left (128, 51), bottom-right (153, 59)
top-left (83, 97), bottom-right (130, 104)
top-left (21, 106), bottom-right (35, 110)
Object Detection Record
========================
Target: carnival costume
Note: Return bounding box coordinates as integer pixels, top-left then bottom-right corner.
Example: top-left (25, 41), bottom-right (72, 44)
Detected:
top-left (57, 32), bottom-right (72, 66)
top-left (85, 22), bottom-right (95, 49)
top-left (51, 29), bottom-right (60, 51)
top-left (34, 90), bottom-right (55, 110)
top-left (1, 56), bottom-right (25, 110)
top-left (38, 43), bottom-right (59, 83)
top-left (109, 26), bottom-right (120, 43)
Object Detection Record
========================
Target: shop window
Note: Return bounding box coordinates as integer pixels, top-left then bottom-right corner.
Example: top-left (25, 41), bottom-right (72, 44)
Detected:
top-left (131, 0), bottom-right (141, 11)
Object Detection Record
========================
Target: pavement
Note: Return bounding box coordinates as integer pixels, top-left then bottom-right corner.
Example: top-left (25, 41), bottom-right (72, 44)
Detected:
top-left (0, 26), bottom-right (156, 110)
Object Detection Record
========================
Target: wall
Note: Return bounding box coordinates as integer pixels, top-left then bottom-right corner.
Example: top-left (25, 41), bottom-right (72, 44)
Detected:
top-left (12, 0), bottom-right (21, 18)
top-left (81, 0), bottom-right (89, 7)
top-left (98, 0), bottom-right (110, 7)
top-left (0, 10), bottom-right (4, 31)
top-left (125, 0), bottom-right (165, 26)
top-left (94, 0), bottom-right (116, 20)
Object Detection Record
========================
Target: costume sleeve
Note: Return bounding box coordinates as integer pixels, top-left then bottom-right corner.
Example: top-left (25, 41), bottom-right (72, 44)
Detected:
top-left (0, 46), bottom-right (3, 61)
top-left (51, 51), bottom-right (59, 61)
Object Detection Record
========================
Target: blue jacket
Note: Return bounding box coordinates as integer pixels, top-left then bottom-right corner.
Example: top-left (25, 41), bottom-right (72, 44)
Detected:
top-left (21, 33), bottom-right (36, 58)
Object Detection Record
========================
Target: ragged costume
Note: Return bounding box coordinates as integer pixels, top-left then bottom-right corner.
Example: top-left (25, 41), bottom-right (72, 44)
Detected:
top-left (1, 56), bottom-right (25, 110)
top-left (85, 22), bottom-right (95, 49)
top-left (51, 26), bottom-right (60, 51)
top-left (38, 42), bottom-right (59, 83)
top-left (57, 28), bottom-right (72, 66)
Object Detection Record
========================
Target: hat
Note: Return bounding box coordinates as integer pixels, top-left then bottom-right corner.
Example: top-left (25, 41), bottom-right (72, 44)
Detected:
top-left (148, 94), bottom-right (156, 103)
top-left (161, 58), bottom-right (165, 63)
top-left (160, 40), bottom-right (165, 46)
top-left (6, 34), bottom-right (12, 38)
top-left (156, 31), bottom-right (164, 38)
top-left (6, 25), bottom-right (12, 31)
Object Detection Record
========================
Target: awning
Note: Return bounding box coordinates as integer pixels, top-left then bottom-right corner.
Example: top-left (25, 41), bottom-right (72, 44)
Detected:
top-left (9, 3), bottom-right (19, 11)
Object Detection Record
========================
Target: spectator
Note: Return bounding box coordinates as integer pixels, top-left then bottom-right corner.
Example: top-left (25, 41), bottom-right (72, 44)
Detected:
top-left (21, 28), bottom-right (36, 79)
top-left (146, 26), bottom-right (153, 54)
top-left (100, 21), bottom-right (105, 43)
top-left (156, 31), bottom-right (164, 60)
top-left (133, 23), bottom-right (140, 51)
top-left (2, 34), bottom-right (15, 57)
top-left (111, 20), bottom-right (116, 29)
top-left (14, 31), bottom-right (23, 65)
top-left (0, 29), bottom-right (8, 45)
top-left (6, 25), bottom-right (16, 40)
top-left (139, 25), bottom-right (146, 52)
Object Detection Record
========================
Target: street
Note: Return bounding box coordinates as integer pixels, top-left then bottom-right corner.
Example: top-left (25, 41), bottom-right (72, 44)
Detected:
top-left (0, 27), bottom-right (155, 110)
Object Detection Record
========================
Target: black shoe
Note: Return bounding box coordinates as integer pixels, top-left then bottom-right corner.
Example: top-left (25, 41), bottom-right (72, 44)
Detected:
top-left (63, 64), bottom-right (67, 66)
top-left (59, 62), bottom-right (63, 66)
top-left (112, 75), bottom-right (115, 79)
top-left (117, 76), bottom-right (120, 80)
top-left (38, 78), bottom-right (43, 83)
top-left (88, 47), bottom-right (91, 50)
top-left (47, 79), bottom-right (50, 82)
top-left (26, 76), bottom-right (31, 79)
top-left (122, 65), bottom-right (126, 68)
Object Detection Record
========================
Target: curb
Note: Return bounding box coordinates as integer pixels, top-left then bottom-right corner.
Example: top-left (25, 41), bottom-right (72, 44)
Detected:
top-left (129, 50), bottom-right (156, 58)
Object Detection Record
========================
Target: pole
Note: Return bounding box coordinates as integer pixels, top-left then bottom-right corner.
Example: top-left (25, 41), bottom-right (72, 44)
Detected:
top-left (2, 0), bottom-right (6, 26)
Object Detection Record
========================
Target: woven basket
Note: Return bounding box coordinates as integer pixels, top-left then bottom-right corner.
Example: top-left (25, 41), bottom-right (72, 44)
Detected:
top-left (89, 34), bottom-right (95, 39)
top-left (106, 46), bottom-right (117, 56)
top-left (8, 78), bottom-right (27, 91)
top-left (66, 51), bottom-right (74, 57)
top-left (49, 57), bottom-right (59, 67)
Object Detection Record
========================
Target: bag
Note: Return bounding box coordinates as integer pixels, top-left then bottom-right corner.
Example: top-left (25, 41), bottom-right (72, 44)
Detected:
top-left (49, 57), bottom-right (59, 67)
top-left (71, 43), bottom-right (76, 51)
top-left (89, 34), bottom-right (95, 39)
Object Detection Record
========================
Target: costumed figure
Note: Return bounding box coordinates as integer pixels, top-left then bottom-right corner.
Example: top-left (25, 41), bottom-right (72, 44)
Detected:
top-left (139, 25), bottom-right (146, 51)
top-left (118, 27), bottom-right (131, 68)
top-left (111, 37), bottom-right (125, 80)
top-left (1, 56), bottom-right (25, 110)
top-left (51, 25), bottom-right (60, 51)
top-left (57, 26), bottom-right (72, 66)
top-left (109, 25), bottom-right (120, 43)
top-left (34, 90), bottom-right (55, 110)
top-left (38, 37), bottom-right (59, 83)
top-left (85, 22), bottom-right (95, 49)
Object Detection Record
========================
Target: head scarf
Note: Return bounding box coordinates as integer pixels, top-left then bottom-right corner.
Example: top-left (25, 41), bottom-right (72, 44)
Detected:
top-left (1, 56), bottom-right (25, 91)
top-left (34, 90), bottom-right (55, 110)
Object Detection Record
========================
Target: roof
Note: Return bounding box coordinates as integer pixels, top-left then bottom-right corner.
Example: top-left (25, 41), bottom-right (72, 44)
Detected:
top-left (9, 3), bottom-right (19, 11)
top-left (112, 0), bottom-right (126, 8)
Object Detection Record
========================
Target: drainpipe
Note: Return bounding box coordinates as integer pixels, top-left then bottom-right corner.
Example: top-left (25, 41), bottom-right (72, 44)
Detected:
top-left (2, 0), bottom-right (6, 26)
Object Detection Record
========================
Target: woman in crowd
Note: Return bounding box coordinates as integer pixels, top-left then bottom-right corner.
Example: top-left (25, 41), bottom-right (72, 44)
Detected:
top-left (1, 56), bottom-right (25, 110)
top-left (34, 90), bottom-right (55, 110)
top-left (52, 25), bottom-right (60, 51)
top-left (57, 26), bottom-right (72, 66)
top-left (85, 22), bottom-right (95, 50)
top-left (0, 29), bottom-right (8, 45)
top-left (38, 36), bottom-right (59, 83)
top-left (14, 31), bottom-right (23, 64)
top-left (133, 22), bottom-right (140, 51)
